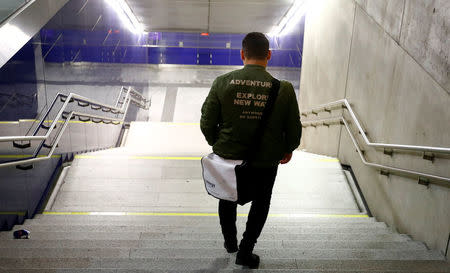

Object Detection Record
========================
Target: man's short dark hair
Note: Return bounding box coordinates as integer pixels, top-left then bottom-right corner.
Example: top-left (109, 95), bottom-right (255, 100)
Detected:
top-left (242, 32), bottom-right (270, 60)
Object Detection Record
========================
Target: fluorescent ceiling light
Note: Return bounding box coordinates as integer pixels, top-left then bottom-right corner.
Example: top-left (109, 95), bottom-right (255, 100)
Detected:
top-left (269, 0), bottom-right (309, 36)
top-left (105, 0), bottom-right (144, 33)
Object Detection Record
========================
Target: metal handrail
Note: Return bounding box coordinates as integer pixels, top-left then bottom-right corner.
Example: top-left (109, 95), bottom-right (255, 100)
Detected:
top-left (301, 99), bottom-right (450, 154)
top-left (300, 101), bottom-right (450, 185)
top-left (0, 86), bottom-right (150, 168)
top-left (302, 117), bottom-right (449, 185)
top-left (32, 86), bottom-right (149, 138)
top-left (0, 86), bottom-right (149, 143)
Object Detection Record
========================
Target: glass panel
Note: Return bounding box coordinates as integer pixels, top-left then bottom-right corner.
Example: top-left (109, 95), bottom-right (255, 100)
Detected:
top-left (0, 0), bottom-right (28, 24)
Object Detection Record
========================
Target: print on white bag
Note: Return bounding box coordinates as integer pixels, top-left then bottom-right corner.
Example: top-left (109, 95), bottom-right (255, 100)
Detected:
top-left (201, 153), bottom-right (243, 202)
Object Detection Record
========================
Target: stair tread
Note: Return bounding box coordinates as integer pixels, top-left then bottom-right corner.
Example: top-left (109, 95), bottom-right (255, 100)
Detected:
top-left (32, 215), bottom-right (376, 222)
top-left (0, 247), bottom-right (443, 260)
top-left (0, 231), bottom-right (410, 241)
top-left (0, 239), bottom-right (426, 250)
top-left (27, 221), bottom-right (374, 226)
top-left (11, 225), bottom-right (393, 234)
top-left (0, 268), bottom-right (447, 273)
top-left (0, 258), bottom-right (448, 271)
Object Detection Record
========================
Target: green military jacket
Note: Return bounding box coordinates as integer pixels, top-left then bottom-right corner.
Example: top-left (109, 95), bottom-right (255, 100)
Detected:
top-left (200, 64), bottom-right (302, 167)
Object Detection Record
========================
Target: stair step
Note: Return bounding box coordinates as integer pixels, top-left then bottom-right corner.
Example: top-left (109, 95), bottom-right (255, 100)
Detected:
top-left (11, 225), bottom-right (392, 234)
top-left (141, 232), bottom-right (409, 242)
top-left (32, 215), bottom-right (376, 224)
top-left (0, 258), bottom-right (448, 271)
top-left (0, 239), bottom-right (426, 250)
top-left (24, 220), bottom-right (386, 229)
top-left (0, 257), bottom-right (230, 270)
top-left (70, 158), bottom-right (203, 167)
top-left (65, 165), bottom-right (202, 179)
top-left (0, 268), bottom-right (442, 273)
top-left (45, 208), bottom-right (364, 215)
top-left (0, 231), bottom-right (409, 241)
top-left (0, 247), bottom-right (442, 260)
top-left (129, 248), bottom-right (443, 260)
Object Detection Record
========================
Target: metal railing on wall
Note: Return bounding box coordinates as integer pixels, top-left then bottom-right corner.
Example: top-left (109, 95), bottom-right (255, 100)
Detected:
top-left (0, 86), bottom-right (150, 169)
top-left (301, 99), bottom-right (450, 187)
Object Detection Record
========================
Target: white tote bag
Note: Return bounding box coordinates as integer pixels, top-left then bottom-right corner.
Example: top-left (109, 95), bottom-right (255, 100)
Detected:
top-left (201, 153), bottom-right (243, 202)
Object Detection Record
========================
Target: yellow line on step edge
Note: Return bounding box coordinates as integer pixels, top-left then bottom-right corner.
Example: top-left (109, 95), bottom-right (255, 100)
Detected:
top-left (74, 155), bottom-right (339, 163)
top-left (0, 121), bottom-right (19, 124)
top-left (42, 212), bottom-right (368, 218)
top-left (0, 212), bottom-right (26, 216)
top-left (316, 158), bottom-right (340, 163)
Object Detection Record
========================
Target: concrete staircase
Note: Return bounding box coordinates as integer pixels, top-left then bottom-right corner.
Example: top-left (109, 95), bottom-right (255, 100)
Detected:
top-left (0, 215), bottom-right (448, 272)
top-left (0, 123), bottom-right (448, 272)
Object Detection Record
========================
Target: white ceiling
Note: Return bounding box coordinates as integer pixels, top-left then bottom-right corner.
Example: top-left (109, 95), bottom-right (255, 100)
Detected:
top-left (126, 0), bottom-right (295, 33)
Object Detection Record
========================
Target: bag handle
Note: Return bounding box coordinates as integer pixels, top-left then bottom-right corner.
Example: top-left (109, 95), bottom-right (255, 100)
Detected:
top-left (246, 78), bottom-right (281, 161)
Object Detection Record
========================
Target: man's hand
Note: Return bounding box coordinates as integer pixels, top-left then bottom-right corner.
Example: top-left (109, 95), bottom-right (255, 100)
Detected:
top-left (280, 153), bottom-right (292, 164)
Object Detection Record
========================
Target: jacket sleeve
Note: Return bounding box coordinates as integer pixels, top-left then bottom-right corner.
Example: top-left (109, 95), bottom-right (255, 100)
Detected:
top-left (200, 79), bottom-right (221, 146)
top-left (284, 82), bottom-right (302, 153)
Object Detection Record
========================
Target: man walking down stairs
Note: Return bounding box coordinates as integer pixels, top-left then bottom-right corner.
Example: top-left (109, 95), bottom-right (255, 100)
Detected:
top-left (0, 123), bottom-right (448, 272)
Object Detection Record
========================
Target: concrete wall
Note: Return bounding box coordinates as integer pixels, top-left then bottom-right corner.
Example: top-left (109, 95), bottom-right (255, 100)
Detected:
top-left (298, 0), bottom-right (355, 157)
top-left (299, 0), bottom-right (450, 254)
top-left (357, 0), bottom-right (450, 93)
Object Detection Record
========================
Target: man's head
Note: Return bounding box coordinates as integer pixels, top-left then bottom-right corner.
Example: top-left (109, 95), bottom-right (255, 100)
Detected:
top-left (241, 32), bottom-right (271, 66)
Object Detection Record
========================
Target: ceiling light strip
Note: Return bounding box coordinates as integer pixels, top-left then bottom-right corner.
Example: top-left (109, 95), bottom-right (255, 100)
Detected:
top-left (104, 0), bottom-right (144, 33)
top-left (269, 0), bottom-right (309, 36)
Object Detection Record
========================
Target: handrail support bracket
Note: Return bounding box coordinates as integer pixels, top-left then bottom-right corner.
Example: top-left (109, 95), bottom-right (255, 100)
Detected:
top-left (13, 141), bottom-right (31, 149)
top-left (16, 164), bottom-right (33, 171)
top-left (358, 130), bottom-right (368, 136)
top-left (418, 177), bottom-right (430, 187)
top-left (423, 152), bottom-right (435, 163)
top-left (384, 148), bottom-right (394, 157)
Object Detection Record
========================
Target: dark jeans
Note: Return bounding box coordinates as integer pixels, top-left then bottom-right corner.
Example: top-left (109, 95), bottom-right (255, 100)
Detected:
top-left (218, 165), bottom-right (278, 253)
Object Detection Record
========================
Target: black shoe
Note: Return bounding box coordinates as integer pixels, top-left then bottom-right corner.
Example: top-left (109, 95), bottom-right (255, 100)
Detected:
top-left (224, 241), bottom-right (238, 253)
top-left (13, 229), bottom-right (30, 239)
top-left (235, 252), bottom-right (260, 269)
